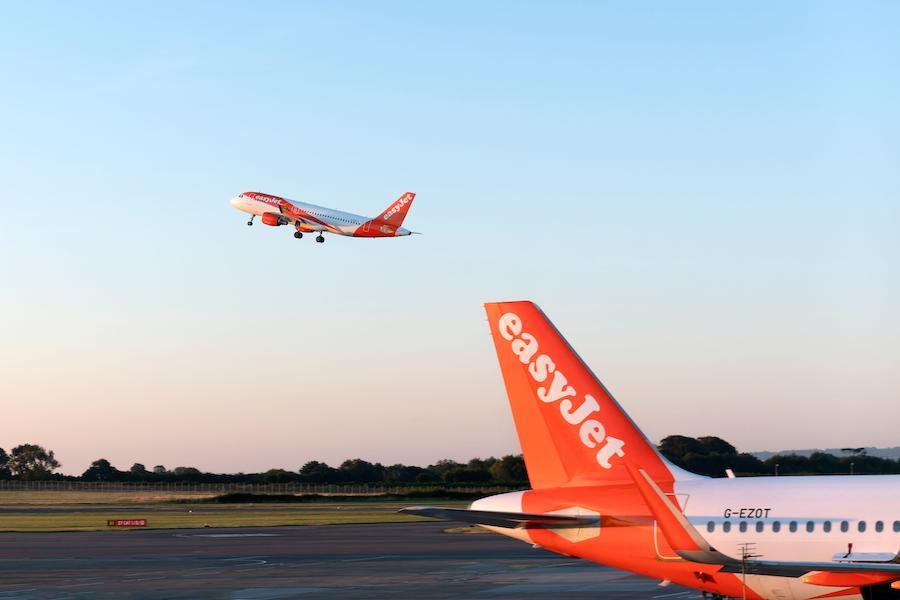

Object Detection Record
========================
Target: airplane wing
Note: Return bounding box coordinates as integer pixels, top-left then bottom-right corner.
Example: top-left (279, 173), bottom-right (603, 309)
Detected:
top-left (625, 464), bottom-right (900, 578)
top-left (399, 506), bottom-right (598, 529)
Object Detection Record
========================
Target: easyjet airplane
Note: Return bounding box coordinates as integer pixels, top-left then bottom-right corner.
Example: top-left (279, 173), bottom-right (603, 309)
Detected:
top-left (404, 301), bottom-right (900, 600)
top-left (229, 191), bottom-right (417, 243)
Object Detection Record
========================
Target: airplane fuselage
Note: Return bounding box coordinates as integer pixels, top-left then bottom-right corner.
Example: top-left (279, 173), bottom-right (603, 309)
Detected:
top-left (230, 191), bottom-right (414, 238)
top-left (474, 474), bottom-right (900, 599)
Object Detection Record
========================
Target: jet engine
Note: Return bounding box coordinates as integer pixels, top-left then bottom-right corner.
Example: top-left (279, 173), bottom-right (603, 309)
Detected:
top-left (261, 212), bottom-right (289, 226)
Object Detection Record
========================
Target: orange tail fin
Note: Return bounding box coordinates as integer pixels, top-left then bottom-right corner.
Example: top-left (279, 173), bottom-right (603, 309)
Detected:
top-left (374, 192), bottom-right (415, 227)
top-left (484, 301), bottom-right (676, 489)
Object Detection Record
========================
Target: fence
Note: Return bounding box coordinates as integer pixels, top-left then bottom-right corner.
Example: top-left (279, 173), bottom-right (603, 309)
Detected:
top-left (0, 480), bottom-right (516, 495)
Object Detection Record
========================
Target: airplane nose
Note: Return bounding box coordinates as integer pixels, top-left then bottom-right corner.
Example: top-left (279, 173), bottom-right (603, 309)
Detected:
top-left (230, 196), bottom-right (242, 208)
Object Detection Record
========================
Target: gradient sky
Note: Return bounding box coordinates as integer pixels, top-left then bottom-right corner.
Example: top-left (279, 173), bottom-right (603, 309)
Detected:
top-left (1, 2), bottom-right (897, 476)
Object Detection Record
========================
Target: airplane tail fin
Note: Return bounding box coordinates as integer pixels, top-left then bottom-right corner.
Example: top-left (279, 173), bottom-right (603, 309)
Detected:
top-left (484, 301), bottom-right (679, 489)
top-left (375, 192), bottom-right (416, 227)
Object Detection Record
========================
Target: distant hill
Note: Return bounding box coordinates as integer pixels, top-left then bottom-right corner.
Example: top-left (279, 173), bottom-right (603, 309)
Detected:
top-left (752, 447), bottom-right (900, 461)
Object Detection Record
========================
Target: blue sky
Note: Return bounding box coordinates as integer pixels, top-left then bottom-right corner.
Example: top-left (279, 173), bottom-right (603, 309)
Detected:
top-left (1, 2), bottom-right (897, 474)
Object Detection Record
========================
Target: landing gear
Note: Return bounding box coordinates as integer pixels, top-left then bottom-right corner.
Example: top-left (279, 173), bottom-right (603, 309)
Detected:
top-left (247, 215), bottom-right (255, 226)
top-left (315, 234), bottom-right (325, 243)
top-left (294, 231), bottom-right (303, 239)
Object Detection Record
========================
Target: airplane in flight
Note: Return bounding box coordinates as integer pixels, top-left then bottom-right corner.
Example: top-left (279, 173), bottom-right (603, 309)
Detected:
top-left (229, 191), bottom-right (417, 243)
top-left (404, 301), bottom-right (900, 600)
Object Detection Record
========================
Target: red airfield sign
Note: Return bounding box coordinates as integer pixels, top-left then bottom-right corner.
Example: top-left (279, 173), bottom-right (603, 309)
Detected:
top-left (107, 519), bottom-right (147, 527)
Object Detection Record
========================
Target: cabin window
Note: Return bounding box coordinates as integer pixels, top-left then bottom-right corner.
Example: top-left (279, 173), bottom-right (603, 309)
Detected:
top-left (723, 522), bottom-right (732, 533)
top-left (894, 521), bottom-right (900, 532)
top-left (875, 521), bottom-right (884, 533)
top-left (707, 521), bottom-right (715, 533)
top-left (858, 521), bottom-right (867, 533)
top-left (789, 521), bottom-right (798, 533)
top-left (772, 521), bottom-right (781, 533)
top-left (823, 521), bottom-right (832, 533)
top-left (755, 522), bottom-right (764, 533)
top-left (806, 521), bottom-right (815, 533)
top-left (841, 521), bottom-right (849, 532)
top-left (739, 522), bottom-right (748, 533)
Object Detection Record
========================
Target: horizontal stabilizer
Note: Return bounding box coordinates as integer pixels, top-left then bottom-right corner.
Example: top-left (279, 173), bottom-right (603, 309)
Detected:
top-left (399, 506), bottom-right (598, 529)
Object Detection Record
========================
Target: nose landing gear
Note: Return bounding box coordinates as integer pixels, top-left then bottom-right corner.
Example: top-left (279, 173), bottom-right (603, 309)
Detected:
top-left (315, 234), bottom-right (325, 243)
top-left (247, 215), bottom-right (255, 226)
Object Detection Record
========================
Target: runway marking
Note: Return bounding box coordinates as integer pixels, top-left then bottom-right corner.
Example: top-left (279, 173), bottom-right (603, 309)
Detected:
top-left (176, 533), bottom-right (282, 538)
top-left (340, 554), bottom-right (400, 562)
top-left (534, 560), bottom-right (584, 569)
top-left (185, 569), bottom-right (225, 577)
top-left (60, 580), bottom-right (104, 588)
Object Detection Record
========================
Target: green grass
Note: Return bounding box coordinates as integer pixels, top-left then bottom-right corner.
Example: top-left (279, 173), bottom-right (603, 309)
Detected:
top-left (0, 490), bottom-right (216, 506)
top-left (0, 491), bottom-right (471, 532)
top-left (0, 507), bottom-right (431, 532)
top-left (197, 490), bottom-right (484, 503)
top-left (0, 489), bottom-right (472, 532)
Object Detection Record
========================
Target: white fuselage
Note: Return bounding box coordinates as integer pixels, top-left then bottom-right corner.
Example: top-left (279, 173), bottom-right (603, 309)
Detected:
top-left (679, 475), bottom-right (900, 599)
top-left (679, 475), bottom-right (900, 562)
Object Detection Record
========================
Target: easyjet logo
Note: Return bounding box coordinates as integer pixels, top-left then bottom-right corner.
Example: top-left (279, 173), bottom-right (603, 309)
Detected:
top-left (382, 194), bottom-right (411, 221)
top-left (247, 193), bottom-right (280, 205)
top-left (498, 312), bottom-right (626, 469)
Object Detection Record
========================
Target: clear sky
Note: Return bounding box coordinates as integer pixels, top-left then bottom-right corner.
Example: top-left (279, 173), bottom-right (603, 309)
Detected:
top-left (1, 2), bottom-right (897, 475)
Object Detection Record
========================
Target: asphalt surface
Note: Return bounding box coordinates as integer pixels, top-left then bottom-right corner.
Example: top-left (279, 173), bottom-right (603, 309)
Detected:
top-left (0, 522), bottom-right (698, 599)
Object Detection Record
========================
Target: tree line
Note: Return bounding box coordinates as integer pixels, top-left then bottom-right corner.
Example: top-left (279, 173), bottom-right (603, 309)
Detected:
top-left (0, 445), bottom-right (528, 485)
top-left (2, 436), bottom-right (897, 484)
top-left (658, 435), bottom-right (900, 477)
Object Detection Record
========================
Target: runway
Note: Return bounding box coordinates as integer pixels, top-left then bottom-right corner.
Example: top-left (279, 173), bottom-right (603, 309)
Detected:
top-left (0, 522), bottom-right (697, 599)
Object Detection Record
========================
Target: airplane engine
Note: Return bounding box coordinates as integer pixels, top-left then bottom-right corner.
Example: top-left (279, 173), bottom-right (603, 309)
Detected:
top-left (261, 212), bottom-right (289, 226)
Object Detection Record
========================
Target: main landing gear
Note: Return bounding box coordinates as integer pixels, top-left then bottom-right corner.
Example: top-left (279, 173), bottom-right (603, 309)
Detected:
top-left (294, 231), bottom-right (303, 239)
top-left (247, 215), bottom-right (255, 226)
top-left (315, 234), bottom-right (325, 243)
